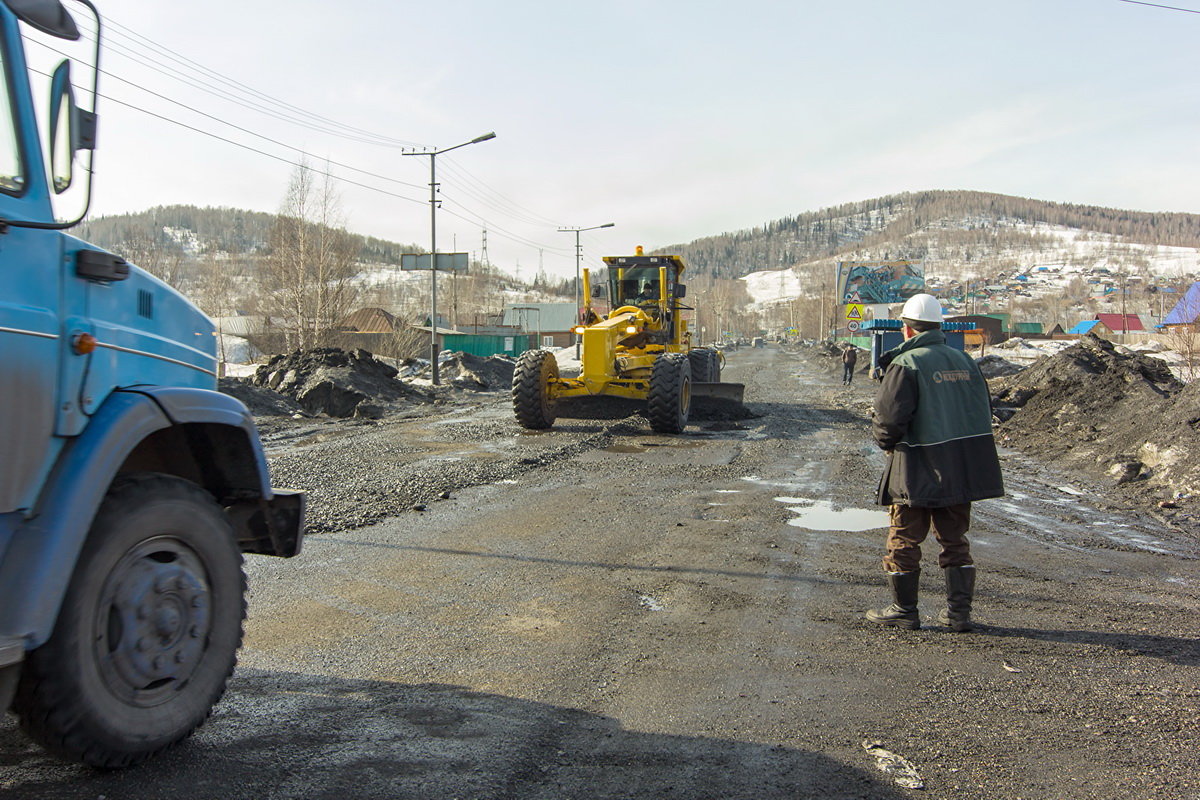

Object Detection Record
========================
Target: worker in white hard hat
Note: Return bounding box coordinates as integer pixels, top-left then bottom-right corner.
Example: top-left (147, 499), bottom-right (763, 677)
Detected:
top-left (865, 293), bottom-right (1003, 632)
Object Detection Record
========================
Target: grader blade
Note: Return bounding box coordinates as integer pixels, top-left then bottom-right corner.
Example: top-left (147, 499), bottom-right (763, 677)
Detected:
top-left (692, 382), bottom-right (745, 403)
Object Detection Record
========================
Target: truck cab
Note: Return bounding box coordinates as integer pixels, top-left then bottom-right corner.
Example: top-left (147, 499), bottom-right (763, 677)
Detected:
top-left (0, 0), bottom-right (303, 767)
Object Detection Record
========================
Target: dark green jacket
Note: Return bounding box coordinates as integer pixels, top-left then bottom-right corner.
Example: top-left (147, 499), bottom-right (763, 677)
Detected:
top-left (872, 329), bottom-right (1004, 507)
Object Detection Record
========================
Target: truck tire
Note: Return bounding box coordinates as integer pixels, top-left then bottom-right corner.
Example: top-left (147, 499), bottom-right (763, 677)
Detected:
top-left (647, 352), bottom-right (691, 433)
top-left (513, 349), bottom-right (558, 429)
top-left (708, 349), bottom-right (722, 383)
top-left (689, 348), bottom-right (714, 382)
top-left (13, 473), bottom-right (245, 768)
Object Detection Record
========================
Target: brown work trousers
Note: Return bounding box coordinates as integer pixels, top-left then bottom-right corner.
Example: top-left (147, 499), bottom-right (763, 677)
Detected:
top-left (883, 503), bottom-right (974, 573)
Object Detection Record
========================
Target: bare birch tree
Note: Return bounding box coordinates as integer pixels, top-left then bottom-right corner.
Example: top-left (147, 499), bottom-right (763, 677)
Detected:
top-left (261, 161), bottom-right (360, 350)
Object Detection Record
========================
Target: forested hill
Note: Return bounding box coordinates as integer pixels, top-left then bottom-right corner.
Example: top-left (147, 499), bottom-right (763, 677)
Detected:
top-left (78, 205), bottom-right (417, 264)
top-left (656, 190), bottom-right (1200, 279)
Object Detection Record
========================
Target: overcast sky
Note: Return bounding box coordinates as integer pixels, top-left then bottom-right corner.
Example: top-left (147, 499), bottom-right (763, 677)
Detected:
top-left (58, 0), bottom-right (1200, 278)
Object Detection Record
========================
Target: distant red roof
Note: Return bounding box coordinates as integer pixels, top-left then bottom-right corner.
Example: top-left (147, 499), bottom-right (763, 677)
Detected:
top-left (1095, 313), bottom-right (1144, 333)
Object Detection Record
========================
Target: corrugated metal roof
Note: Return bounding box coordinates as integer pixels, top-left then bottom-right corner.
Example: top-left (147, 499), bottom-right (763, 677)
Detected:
top-left (342, 307), bottom-right (399, 332)
top-left (1096, 313), bottom-right (1144, 333)
top-left (1163, 282), bottom-right (1200, 325)
top-left (501, 303), bottom-right (578, 332)
top-left (211, 316), bottom-right (263, 337)
top-left (1012, 322), bottom-right (1043, 334)
top-left (1067, 320), bottom-right (1099, 335)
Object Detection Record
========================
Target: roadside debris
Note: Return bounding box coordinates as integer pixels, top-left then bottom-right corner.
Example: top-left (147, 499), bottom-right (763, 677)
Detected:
top-left (436, 351), bottom-right (517, 391)
top-left (251, 347), bottom-right (437, 418)
top-left (862, 740), bottom-right (924, 790)
top-left (990, 334), bottom-right (1200, 503)
top-left (975, 353), bottom-right (1025, 379)
top-left (218, 376), bottom-right (305, 417)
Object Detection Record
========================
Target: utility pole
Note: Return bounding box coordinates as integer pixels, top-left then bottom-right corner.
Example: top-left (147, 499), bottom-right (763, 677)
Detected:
top-left (558, 222), bottom-right (615, 359)
top-left (402, 132), bottom-right (496, 385)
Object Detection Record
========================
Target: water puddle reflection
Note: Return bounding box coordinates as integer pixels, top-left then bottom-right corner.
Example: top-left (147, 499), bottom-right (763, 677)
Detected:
top-left (774, 497), bottom-right (887, 532)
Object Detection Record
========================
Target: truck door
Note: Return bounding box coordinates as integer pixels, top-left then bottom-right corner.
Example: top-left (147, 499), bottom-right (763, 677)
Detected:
top-left (0, 41), bottom-right (59, 513)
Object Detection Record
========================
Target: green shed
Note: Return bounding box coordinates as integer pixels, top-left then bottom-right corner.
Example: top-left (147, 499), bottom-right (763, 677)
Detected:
top-left (441, 332), bottom-right (538, 358)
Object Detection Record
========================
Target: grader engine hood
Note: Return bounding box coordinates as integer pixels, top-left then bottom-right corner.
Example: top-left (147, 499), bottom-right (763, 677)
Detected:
top-left (580, 309), bottom-right (649, 393)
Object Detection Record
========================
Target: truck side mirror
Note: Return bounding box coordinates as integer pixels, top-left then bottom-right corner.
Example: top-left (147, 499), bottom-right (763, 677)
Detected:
top-left (591, 284), bottom-right (607, 298)
top-left (674, 284), bottom-right (687, 299)
top-left (48, 60), bottom-right (75, 193)
top-left (3, 0), bottom-right (80, 39)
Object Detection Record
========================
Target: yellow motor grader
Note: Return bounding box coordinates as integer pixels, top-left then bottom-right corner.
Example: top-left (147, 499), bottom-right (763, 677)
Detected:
top-left (512, 248), bottom-right (744, 433)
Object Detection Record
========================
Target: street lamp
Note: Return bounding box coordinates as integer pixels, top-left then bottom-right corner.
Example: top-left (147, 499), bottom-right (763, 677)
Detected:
top-left (558, 222), bottom-right (615, 359)
top-left (403, 131), bottom-right (496, 385)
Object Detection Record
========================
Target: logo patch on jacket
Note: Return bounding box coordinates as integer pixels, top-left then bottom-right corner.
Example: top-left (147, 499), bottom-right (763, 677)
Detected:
top-left (932, 369), bottom-right (973, 384)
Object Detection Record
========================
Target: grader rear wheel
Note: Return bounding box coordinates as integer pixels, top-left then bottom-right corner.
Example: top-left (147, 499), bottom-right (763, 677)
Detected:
top-left (512, 349), bottom-right (559, 429)
top-left (689, 348), bottom-right (714, 382)
top-left (647, 352), bottom-right (691, 433)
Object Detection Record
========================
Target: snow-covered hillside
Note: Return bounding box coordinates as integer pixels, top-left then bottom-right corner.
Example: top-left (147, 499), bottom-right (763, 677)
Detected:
top-left (742, 221), bottom-right (1200, 307)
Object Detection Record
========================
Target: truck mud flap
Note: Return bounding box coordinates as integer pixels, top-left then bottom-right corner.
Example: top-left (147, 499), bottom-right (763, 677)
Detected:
top-left (227, 489), bottom-right (306, 558)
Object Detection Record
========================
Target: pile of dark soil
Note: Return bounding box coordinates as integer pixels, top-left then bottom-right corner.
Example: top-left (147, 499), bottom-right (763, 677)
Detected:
top-left (990, 334), bottom-right (1199, 503)
top-left (218, 377), bottom-right (304, 417)
top-left (437, 352), bottom-right (517, 391)
top-left (252, 348), bottom-right (436, 418)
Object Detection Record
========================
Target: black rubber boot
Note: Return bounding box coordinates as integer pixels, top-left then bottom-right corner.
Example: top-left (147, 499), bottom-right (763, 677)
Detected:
top-left (937, 565), bottom-right (976, 632)
top-left (865, 571), bottom-right (920, 630)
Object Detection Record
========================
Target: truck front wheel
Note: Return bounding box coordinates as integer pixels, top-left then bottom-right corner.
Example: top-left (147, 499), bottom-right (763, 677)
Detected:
top-left (13, 473), bottom-right (245, 768)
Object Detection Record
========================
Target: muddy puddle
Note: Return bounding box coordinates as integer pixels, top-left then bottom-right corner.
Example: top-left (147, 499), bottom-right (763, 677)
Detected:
top-left (775, 497), bottom-right (888, 532)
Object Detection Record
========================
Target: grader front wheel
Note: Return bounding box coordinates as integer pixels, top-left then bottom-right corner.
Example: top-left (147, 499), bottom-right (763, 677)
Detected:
top-left (512, 349), bottom-right (559, 429)
top-left (647, 352), bottom-right (691, 433)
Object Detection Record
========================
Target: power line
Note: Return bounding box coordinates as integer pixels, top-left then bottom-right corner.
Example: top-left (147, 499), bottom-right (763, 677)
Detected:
top-left (1117, 0), bottom-right (1200, 12)
top-left (81, 33), bottom-right (414, 149)
top-left (31, 18), bottom-right (588, 259)
top-left (27, 38), bottom-right (430, 194)
top-left (99, 14), bottom-right (428, 148)
top-left (96, 92), bottom-right (429, 208)
top-left (71, 17), bottom-right (582, 245)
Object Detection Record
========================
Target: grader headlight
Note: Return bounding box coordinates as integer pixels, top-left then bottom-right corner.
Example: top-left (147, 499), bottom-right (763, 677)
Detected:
top-left (625, 325), bottom-right (638, 334)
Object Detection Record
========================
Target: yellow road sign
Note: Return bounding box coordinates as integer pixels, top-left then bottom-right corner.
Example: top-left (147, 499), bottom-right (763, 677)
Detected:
top-left (844, 304), bottom-right (863, 322)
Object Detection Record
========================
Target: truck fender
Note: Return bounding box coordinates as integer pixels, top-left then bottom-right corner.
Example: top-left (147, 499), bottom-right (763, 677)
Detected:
top-left (125, 386), bottom-right (304, 561)
top-left (0, 388), bottom-right (303, 652)
top-left (0, 390), bottom-right (171, 649)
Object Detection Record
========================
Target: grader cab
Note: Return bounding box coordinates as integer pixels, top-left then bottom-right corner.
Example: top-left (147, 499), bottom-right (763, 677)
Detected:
top-left (512, 249), bottom-right (744, 433)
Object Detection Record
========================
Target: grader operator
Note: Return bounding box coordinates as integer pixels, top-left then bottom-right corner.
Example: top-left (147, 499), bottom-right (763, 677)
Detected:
top-left (512, 248), bottom-right (744, 433)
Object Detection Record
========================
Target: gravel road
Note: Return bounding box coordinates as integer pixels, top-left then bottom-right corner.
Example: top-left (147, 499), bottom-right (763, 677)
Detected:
top-left (3, 344), bottom-right (1198, 799)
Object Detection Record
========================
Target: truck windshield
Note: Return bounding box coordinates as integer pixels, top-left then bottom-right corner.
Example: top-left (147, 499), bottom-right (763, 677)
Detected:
top-left (0, 47), bottom-right (23, 194)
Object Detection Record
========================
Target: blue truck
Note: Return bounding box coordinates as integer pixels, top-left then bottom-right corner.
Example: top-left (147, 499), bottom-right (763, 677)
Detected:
top-left (0, 0), bottom-right (304, 767)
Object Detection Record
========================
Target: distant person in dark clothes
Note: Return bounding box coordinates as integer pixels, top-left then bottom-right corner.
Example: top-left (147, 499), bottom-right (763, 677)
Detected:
top-left (841, 345), bottom-right (858, 385)
top-left (866, 294), bottom-right (1003, 632)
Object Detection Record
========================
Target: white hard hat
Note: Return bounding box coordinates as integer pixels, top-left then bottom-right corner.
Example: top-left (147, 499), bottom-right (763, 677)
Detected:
top-left (900, 293), bottom-right (943, 323)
